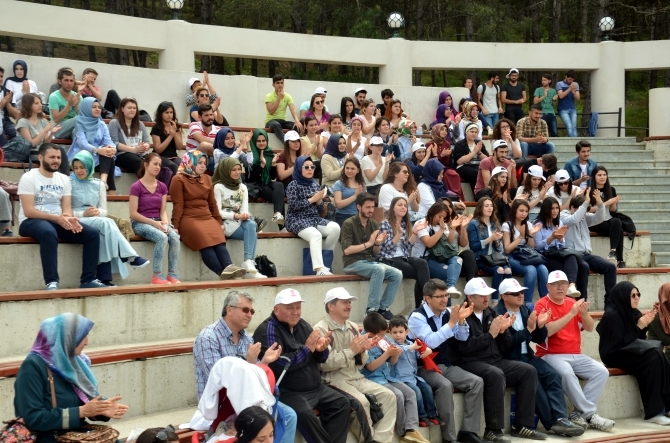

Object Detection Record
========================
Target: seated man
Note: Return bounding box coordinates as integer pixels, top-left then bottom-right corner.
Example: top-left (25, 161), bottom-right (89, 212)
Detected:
top-left (77, 67), bottom-right (121, 118)
top-left (473, 140), bottom-right (517, 201)
top-left (376, 89), bottom-right (394, 117)
top-left (495, 278), bottom-right (584, 437)
top-left (517, 105), bottom-right (555, 159)
top-left (340, 192), bottom-right (403, 320)
top-left (535, 270), bottom-right (615, 432)
top-left (17, 143), bottom-right (106, 290)
top-left (559, 192), bottom-right (617, 304)
top-left (264, 75), bottom-right (303, 143)
top-left (186, 104), bottom-right (220, 156)
top-left (521, 153), bottom-right (557, 182)
top-left (253, 288), bottom-right (350, 443)
top-left (313, 287), bottom-right (398, 443)
top-left (455, 278), bottom-right (546, 441)
top-left (193, 290), bottom-right (297, 443)
top-left (0, 66), bottom-right (20, 145)
top-left (300, 86), bottom-right (328, 119)
top-left (564, 141), bottom-right (597, 189)
top-left (408, 278), bottom-right (486, 443)
top-left (48, 68), bottom-right (81, 139)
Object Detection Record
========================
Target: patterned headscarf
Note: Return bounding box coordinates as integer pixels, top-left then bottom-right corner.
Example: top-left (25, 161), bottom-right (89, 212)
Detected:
top-left (463, 101), bottom-right (480, 123)
top-left (70, 150), bottom-right (95, 182)
top-left (396, 120), bottom-right (415, 138)
top-left (178, 150), bottom-right (207, 177)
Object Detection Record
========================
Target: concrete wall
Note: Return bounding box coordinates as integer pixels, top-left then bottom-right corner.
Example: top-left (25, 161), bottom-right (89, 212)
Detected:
top-left (649, 88), bottom-right (670, 137)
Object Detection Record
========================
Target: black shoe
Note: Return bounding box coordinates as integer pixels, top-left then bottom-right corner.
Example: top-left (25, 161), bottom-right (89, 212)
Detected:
top-left (511, 426), bottom-right (546, 440)
top-left (457, 431), bottom-right (485, 443)
top-left (550, 418), bottom-right (585, 437)
top-left (483, 430), bottom-right (511, 443)
top-left (607, 250), bottom-right (617, 262)
top-left (255, 218), bottom-right (268, 233)
top-left (377, 308), bottom-right (394, 321)
top-left (617, 260), bottom-right (627, 268)
top-left (365, 307), bottom-right (377, 317)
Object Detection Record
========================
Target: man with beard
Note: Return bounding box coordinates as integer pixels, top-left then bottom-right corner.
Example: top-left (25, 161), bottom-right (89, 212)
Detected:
top-left (186, 104), bottom-right (220, 155)
top-left (474, 140), bottom-right (517, 200)
top-left (48, 67), bottom-right (81, 139)
top-left (353, 87), bottom-right (367, 114)
top-left (517, 105), bottom-right (556, 159)
top-left (17, 143), bottom-right (105, 290)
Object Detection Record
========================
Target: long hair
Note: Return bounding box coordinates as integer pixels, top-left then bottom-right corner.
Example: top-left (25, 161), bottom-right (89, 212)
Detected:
top-left (340, 97), bottom-right (355, 123)
top-left (519, 171), bottom-right (541, 195)
top-left (235, 406), bottom-right (274, 443)
top-left (339, 157), bottom-right (365, 188)
top-left (488, 170), bottom-right (508, 200)
top-left (473, 197), bottom-right (500, 236)
top-left (589, 165), bottom-right (613, 205)
top-left (553, 177), bottom-right (573, 198)
top-left (154, 101), bottom-right (179, 135)
top-left (535, 197), bottom-right (560, 228)
top-left (303, 115), bottom-right (318, 136)
top-left (388, 196), bottom-right (411, 241)
top-left (19, 93), bottom-right (44, 119)
top-left (384, 98), bottom-right (402, 120)
top-left (506, 199), bottom-right (532, 241)
top-left (382, 162), bottom-right (417, 195)
top-left (137, 152), bottom-right (162, 178)
top-left (115, 97), bottom-right (140, 136)
top-left (282, 137), bottom-right (300, 169)
top-left (426, 202), bottom-right (449, 226)
top-left (441, 197), bottom-right (458, 221)
top-left (492, 118), bottom-right (518, 141)
top-left (308, 93), bottom-right (322, 113)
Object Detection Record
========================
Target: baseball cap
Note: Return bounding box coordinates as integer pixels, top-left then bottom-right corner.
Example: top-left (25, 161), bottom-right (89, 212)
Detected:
top-left (491, 166), bottom-right (507, 177)
top-left (324, 287), bottom-right (358, 305)
top-left (499, 278), bottom-right (528, 295)
top-left (492, 140), bottom-right (508, 150)
top-left (412, 141), bottom-right (427, 153)
top-left (370, 136), bottom-right (384, 146)
top-left (528, 165), bottom-right (546, 180)
top-left (547, 270), bottom-right (569, 284)
top-left (274, 288), bottom-right (306, 305)
top-left (506, 68), bottom-right (520, 79)
top-left (354, 87), bottom-right (367, 95)
top-left (189, 77), bottom-right (201, 88)
top-left (555, 169), bottom-right (571, 183)
top-left (284, 130), bottom-right (301, 142)
top-left (464, 278), bottom-right (497, 296)
top-left (314, 87), bottom-right (327, 94)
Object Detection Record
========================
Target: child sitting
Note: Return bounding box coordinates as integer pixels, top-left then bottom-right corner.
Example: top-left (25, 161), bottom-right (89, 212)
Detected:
top-left (361, 312), bottom-right (429, 443)
top-left (389, 315), bottom-right (442, 427)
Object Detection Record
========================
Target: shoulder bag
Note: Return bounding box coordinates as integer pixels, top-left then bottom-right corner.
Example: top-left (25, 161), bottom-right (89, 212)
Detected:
top-left (424, 227), bottom-right (459, 264)
top-left (511, 244), bottom-right (546, 266)
top-left (255, 255), bottom-right (277, 278)
top-left (619, 339), bottom-right (662, 355)
top-left (543, 245), bottom-right (583, 263)
top-left (0, 417), bottom-right (35, 443)
top-left (611, 211), bottom-right (637, 243)
top-left (480, 251), bottom-right (509, 267)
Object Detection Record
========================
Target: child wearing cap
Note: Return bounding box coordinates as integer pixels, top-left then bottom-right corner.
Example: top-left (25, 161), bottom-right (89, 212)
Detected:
top-left (516, 164), bottom-right (550, 216)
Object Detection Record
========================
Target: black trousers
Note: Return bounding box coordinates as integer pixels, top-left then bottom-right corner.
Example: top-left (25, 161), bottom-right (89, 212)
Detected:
top-left (590, 217), bottom-right (623, 261)
top-left (103, 89), bottom-right (121, 116)
top-left (583, 253), bottom-right (617, 305)
top-left (456, 165), bottom-right (479, 201)
top-left (94, 155), bottom-right (116, 191)
top-left (392, 256), bottom-right (431, 307)
top-left (266, 119), bottom-right (296, 143)
top-left (279, 385), bottom-right (351, 443)
top-left (544, 255), bottom-right (590, 298)
top-left (458, 359), bottom-right (537, 430)
top-left (256, 181), bottom-right (285, 216)
top-left (116, 153), bottom-right (179, 175)
top-left (519, 354), bottom-right (568, 430)
top-left (504, 107), bottom-right (525, 124)
top-left (199, 243), bottom-right (233, 275)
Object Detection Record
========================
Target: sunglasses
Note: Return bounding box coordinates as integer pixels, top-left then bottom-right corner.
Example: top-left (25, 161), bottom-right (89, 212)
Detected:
top-left (558, 181), bottom-right (570, 186)
top-left (199, 94), bottom-right (210, 98)
top-left (303, 165), bottom-right (316, 170)
top-left (156, 425), bottom-right (175, 441)
top-left (631, 292), bottom-right (641, 299)
top-left (505, 292), bottom-right (524, 297)
top-left (230, 306), bottom-right (255, 315)
top-left (315, 101), bottom-right (324, 105)
top-left (399, 169), bottom-right (409, 174)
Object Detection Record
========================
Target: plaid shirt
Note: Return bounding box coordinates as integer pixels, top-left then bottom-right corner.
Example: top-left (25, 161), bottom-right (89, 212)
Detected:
top-left (517, 116), bottom-right (549, 139)
top-left (378, 219), bottom-right (413, 259)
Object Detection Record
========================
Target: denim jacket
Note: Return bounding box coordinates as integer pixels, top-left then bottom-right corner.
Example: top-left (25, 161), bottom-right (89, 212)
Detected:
top-left (467, 219), bottom-right (504, 259)
top-left (564, 157), bottom-right (597, 188)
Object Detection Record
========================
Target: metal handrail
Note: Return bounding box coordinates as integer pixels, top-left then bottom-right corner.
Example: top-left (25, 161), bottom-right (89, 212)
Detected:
top-left (574, 107), bottom-right (648, 137)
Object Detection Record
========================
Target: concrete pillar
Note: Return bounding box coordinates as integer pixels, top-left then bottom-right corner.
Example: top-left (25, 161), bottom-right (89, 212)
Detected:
top-left (158, 20), bottom-right (195, 72)
top-left (590, 41), bottom-right (625, 137)
top-left (649, 88), bottom-right (670, 137)
top-left (378, 38), bottom-right (413, 87)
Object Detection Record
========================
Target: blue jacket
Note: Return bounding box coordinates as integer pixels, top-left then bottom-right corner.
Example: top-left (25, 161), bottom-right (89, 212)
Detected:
top-left (467, 219), bottom-right (504, 260)
top-left (494, 303), bottom-right (547, 360)
top-left (564, 157), bottom-right (597, 188)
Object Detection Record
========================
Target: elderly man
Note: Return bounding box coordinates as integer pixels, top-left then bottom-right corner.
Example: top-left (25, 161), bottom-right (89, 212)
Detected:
top-left (193, 290), bottom-right (297, 443)
top-left (254, 288), bottom-right (351, 443)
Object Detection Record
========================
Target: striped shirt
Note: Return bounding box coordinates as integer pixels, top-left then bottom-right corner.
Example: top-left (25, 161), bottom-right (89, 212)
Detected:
top-left (185, 121), bottom-right (220, 152)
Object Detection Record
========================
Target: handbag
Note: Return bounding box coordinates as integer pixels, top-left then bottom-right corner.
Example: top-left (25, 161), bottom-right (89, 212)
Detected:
top-left (425, 227), bottom-right (458, 264)
top-left (543, 245), bottom-right (583, 263)
top-left (246, 182), bottom-right (262, 201)
top-left (106, 215), bottom-right (134, 241)
top-left (480, 251), bottom-right (509, 267)
top-left (511, 244), bottom-right (546, 266)
top-left (620, 339), bottom-right (662, 355)
top-left (0, 417), bottom-right (36, 443)
top-left (611, 211), bottom-right (637, 243)
top-left (255, 255), bottom-right (277, 278)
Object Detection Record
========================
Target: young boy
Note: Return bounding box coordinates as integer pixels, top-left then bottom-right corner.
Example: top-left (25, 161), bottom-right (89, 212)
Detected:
top-left (389, 316), bottom-right (441, 427)
top-left (361, 312), bottom-right (429, 443)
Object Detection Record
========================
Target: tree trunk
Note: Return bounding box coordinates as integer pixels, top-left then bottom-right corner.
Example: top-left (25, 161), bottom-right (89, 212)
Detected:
top-left (251, 59), bottom-right (258, 77)
top-left (579, 0), bottom-right (591, 137)
top-left (200, 55), bottom-right (210, 73)
top-left (414, 0), bottom-right (425, 86)
top-left (120, 49), bottom-right (129, 66)
top-left (235, 58), bottom-right (242, 75)
top-left (269, 60), bottom-right (276, 79)
top-left (212, 57), bottom-right (224, 75)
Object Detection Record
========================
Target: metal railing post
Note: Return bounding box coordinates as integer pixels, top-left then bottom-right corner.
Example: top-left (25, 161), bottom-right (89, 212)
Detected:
top-left (617, 107), bottom-right (622, 137)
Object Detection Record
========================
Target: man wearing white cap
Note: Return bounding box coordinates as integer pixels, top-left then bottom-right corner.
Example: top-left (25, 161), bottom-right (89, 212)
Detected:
top-left (534, 271), bottom-right (614, 432)
top-left (473, 140), bottom-right (517, 200)
top-left (313, 287), bottom-right (398, 443)
top-left (354, 87), bottom-right (367, 114)
top-left (517, 105), bottom-right (556, 158)
top-left (495, 279), bottom-right (584, 437)
top-left (455, 277), bottom-right (546, 441)
top-left (185, 71), bottom-right (220, 107)
top-left (253, 288), bottom-right (351, 443)
top-left (500, 69), bottom-right (526, 124)
top-left (299, 86), bottom-right (329, 119)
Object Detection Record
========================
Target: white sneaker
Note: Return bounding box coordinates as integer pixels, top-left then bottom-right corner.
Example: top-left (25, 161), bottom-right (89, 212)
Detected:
top-left (272, 213), bottom-right (285, 225)
top-left (587, 413), bottom-right (615, 431)
top-left (244, 271), bottom-right (268, 279)
top-left (243, 259), bottom-right (258, 274)
top-left (447, 287), bottom-right (462, 299)
top-left (646, 413), bottom-right (670, 426)
top-left (567, 285), bottom-right (581, 298)
top-left (316, 267), bottom-right (333, 276)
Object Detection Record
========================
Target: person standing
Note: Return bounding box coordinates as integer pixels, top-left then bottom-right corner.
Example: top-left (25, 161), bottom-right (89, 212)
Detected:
top-left (500, 69), bottom-right (526, 124)
top-left (476, 71), bottom-right (502, 133)
top-left (533, 74), bottom-right (559, 138)
top-left (556, 71), bottom-right (580, 138)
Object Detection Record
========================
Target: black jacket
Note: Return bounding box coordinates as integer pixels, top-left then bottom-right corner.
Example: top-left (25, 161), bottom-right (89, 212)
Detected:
top-left (253, 312), bottom-right (329, 393)
top-left (453, 307), bottom-right (512, 364)
top-left (495, 302), bottom-right (548, 360)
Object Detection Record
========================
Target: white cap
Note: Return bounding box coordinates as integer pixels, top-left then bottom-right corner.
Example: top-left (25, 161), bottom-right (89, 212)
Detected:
top-left (555, 169), bottom-right (571, 183)
top-left (547, 270), bottom-right (569, 284)
top-left (284, 130), bottom-right (301, 142)
top-left (528, 165), bottom-right (546, 180)
top-left (324, 287), bottom-right (358, 305)
top-left (499, 278), bottom-right (528, 295)
top-left (491, 166), bottom-right (507, 177)
top-left (492, 139), bottom-right (508, 150)
top-left (464, 278), bottom-right (497, 296)
top-left (274, 288), bottom-right (306, 305)
top-left (189, 77), bottom-right (201, 88)
top-left (314, 87), bottom-right (327, 94)
top-left (506, 68), bottom-right (520, 78)
top-left (355, 87), bottom-right (367, 95)
top-left (412, 141), bottom-right (427, 153)
top-left (370, 136), bottom-right (384, 146)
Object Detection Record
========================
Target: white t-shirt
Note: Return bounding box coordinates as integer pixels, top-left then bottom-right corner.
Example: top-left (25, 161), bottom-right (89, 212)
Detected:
top-left (349, 136), bottom-right (366, 160)
top-left (547, 186), bottom-right (578, 208)
top-left (417, 182), bottom-right (436, 216)
top-left (476, 83), bottom-right (499, 113)
top-left (18, 169), bottom-right (71, 225)
top-left (515, 187), bottom-right (542, 214)
top-left (579, 164), bottom-right (588, 188)
top-left (377, 184), bottom-right (407, 212)
top-left (361, 156), bottom-right (386, 187)
top-left (501, 221), bottom-right (532, 246)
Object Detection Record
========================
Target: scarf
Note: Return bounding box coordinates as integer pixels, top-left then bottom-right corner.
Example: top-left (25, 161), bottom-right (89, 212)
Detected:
top-left (596, 281), bottom-right (643, 359)
top-left (29, 313), bottom-right (99, 403)
top-left (397, 120), bottom-right (414, 138)
top-left (75, 97), bottom-right (105, 145)
top-left (178, 150), bottom-right (207, 177)
top-left (250, 129), bottom-right (274, 186)
top-left (422, 159), bottom-right (448, 198)
top-left (658, 283), bottom-right (670, 335)
top-left (70, 150), bottom-right (95, 181)
top-left (213, 127), bottom-right (236, 156)
top-left (4, 60), bottom-right (29, 84)
top-left (324, 134), bottom-right (346, 159)
top-left (463, 101), bottom-right (479, 123)
top-left (292, 155), bottom-right (315, 187)
top-left (212, 157), bottom-right (241, 190)
top-left (431, 123), bottom-right (447, 145)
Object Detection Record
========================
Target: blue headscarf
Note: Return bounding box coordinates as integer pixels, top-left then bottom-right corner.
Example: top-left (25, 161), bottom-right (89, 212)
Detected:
top-left (76, 97), bottom-right (106, 145)
top-left (422, 158), bottom-right (448, 199)
top-left (4, 60), bottom-right (29, 84)
top-left (29, 313), bottom-right (99, 402)
top-left (324, 134), bottom-right (346, 159)
top-left (70, 150), bottom-right (95, 182)
top-left (214, 127), bottom-right (236, 156)
top-left (292, 155), bottom-right (315, 187)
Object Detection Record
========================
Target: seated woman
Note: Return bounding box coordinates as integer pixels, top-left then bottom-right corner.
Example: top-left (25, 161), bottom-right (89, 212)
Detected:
top-left (457, 102), bottom-right (484, 142)
top-left (70, 150), bottom-right (149, 284)
top-left (108, 97), bottom-right (152, 175)
top-left (14, 313), bottom-right (129, 443)
top-left (376, 117), bottom-right (401, 158)
top-left (478, 166), bottom-right (512, 222)
top-left (452, 122), bottom-right (490, 199)
top-left (333, 158), bottom-right (366, 229)
top-left (171, 151), bottom-right (246, 280)
top-left (547, 169), bottom-right (580, 211)
top-left (405, 141), bottom-right (430, 183)
top-left (492, 118), bottom-right (522, 159)
top-left (150, 101), bottom-right (183, 174)
top-left (467, 197), bottom-right (512, 303)
top-left (396, 119), bottom-right (417, 162)
top-left (361, 136), bottom-right (391, 197)
top-left (378, 196), bottom-right (430, 307)
top-left (320, 134), bottom-right (353, 188)
top-left (247, 129), bottom-right (285, 226)
top-left (515, 165), bottom-right (548, 219)
top-left (425, 123), bottom-right (462, 200)
top-left (417, 158), bottom-right (466, 216)
top-left (434, 92), bottom-right (458, 127)
top-left (135, 426), bottom-right (179, 443)
top-left (285, 155), bottom-right (340, 276)
top-left (236, 406), bottom-right (275, 443)
top-left (213, 157), bottom-right (267, 278)
top-left (189, 86), bottom-right (227, 125)
top-left (597, 281), bottom-right (670, 426)
top-left (347, 116), bottom-right (366, 160)
top-left (319, 114), bottom-right (348, 148)
top-left (385, 98), bottom-right (406, 128)
top-left (3, 60), bottom-right (39, 108)
top-left (129, 153), bottom-right (181, 285)
top-left (69, 97), bottom-right (117, 194)
top-left (532, 197), bottom-right (587, 298)
top-left (502, 200), bottom-right (548, 308)
top-left (340, 97), bottom-right (356, 129)
top-left (647, 283), bottom-right (670, 362)
top-left (0, 186), bottom-right (11, 237)
top-left (360, 100), bottom-right (377, 139)
top-left (589, 166), bottom-right (625, 268)
top-left (304, 93), bottom-right (330, 130)
top-left (301, 116), bottom-right (323, 163)
top-left (378, 161), bottom-right (420, 215)
top-left (276, 130), bottom-right (304, 189)
top-left (212, 127), bottom-right (252, 170)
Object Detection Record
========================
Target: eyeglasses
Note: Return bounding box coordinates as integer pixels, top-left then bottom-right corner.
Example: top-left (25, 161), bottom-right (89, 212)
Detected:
top-left (230, 306), bottom-right (255, 315)
top-left (303, 165), bottom-right (316, 170)
top-left (155, 425), bottom-right (175, 441)
top-left (430, 294), bottom-right (449, 299)
top-left (631, 292), bottom-right (641, 299)
top-left (199, 94), bottom-right (210, 98)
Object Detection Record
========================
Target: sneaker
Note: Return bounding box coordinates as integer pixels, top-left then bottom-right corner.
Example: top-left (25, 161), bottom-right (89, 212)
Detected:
top-left (1, 230), bottom-right (13, 237)
top-left (151, 274), bottom-right (171, 285)
top-left (272, 213), bottom-right (285, 225)
top-left (607, 250), bottom-right (617, 262)
top-left (587, 413), bottom-right (615, 432)
top-left (550, 418), bottom-right (585, 436)
top-left (365, 308), bottom-right (378, 317)
top-left (428, 417), bottom-right (443, 426)
top-left (316, 267), bottom-right (333, 276)
top-left (46, 281), bottom-right (59, 290)
top-left (617, 260), bottom-right (627, 269)
top-left (244, 271), bottom-right (268, 279)
top-left (569, 411), bottom-right (588, 430)
top-left (80, 279), bottom-right (107, 289)
top-left (129, 256), bottom-right (150, 270)
top-left (447, 286), bottom-right (462, 299)
top-left (510, 426), bottom-right (546, 440)
top-left (220, 265), bottom-right (246, 280)
top-left (418, 419), bottom-right (429, 428)
top-left (255, 218), bottom-right (268, 233)
top-left (400, 429), bottom-right (429, 443)
top-left (645, 413), bottom-right (670, 425)
top-left (100, 280), bottom-right (117, 287)
top-left (166, 274), bottom-right (181, 284)
top-left (567, 285), bottom-right (581, 298)
top-left (482, 430), bottom-right (511, 442)
top-left (242, 259), bottom-right (259, 274)
top-left (377, 309), bottom-right (395, 321)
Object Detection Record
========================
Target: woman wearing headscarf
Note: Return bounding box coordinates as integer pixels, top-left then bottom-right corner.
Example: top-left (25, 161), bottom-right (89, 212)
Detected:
top-left (647, 283), bottom-right (670, 361)
top-left (596, 281), bottom-right (670, 425)
top-left (13, 313), bottom-right (129, 443)
top-left (247, 128), bottom-right (285, 226)
top-left (320, 134), bottom-right (351, 188)
top-left (285, 155), bottom-right (340, 276)
top-left (170, 150), bottom-right (246, 280)
top-left (416, 158), bottom-right (465, 216)
top-left (456, 102), bottom-right (483, 142)
top-left (212, 127), bottom-right (252, 170)
top-left (425, 123), bottom-right (465, 201)
top-left (70, 150), bottom-right (148, 284)
top-left (3, 60), bottom-right (39, 107)
top-left (395, 119), bottom-right (417, 162)
top-left (69, 97), bottom-right (117, 193)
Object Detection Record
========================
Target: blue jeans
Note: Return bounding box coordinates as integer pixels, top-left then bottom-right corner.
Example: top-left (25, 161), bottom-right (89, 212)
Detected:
top-left (406, 380), bottom-right (438, 419)
top-left (227, 220), bottom-right (257, 261)
top-left (131, 220), bottom-right (180, 275)
top-left (520, 141), bottom-right (555, 158)
top-left (479, 112), bottom-right (499, 131)
top-left (476, 259), bottom-right (511, 301)
top-left (343, 260), bottom-right (403, 310)
top-left (278, 401), bottom-right (297, 443)
top-left (426, 257), bottom-right (462, 289)
top-left (541, 114), bottom-right (558, 138)
top-left (507, 256), bottom-right (548, 304)
top-left (558, 109), bottom-right (578, 137)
